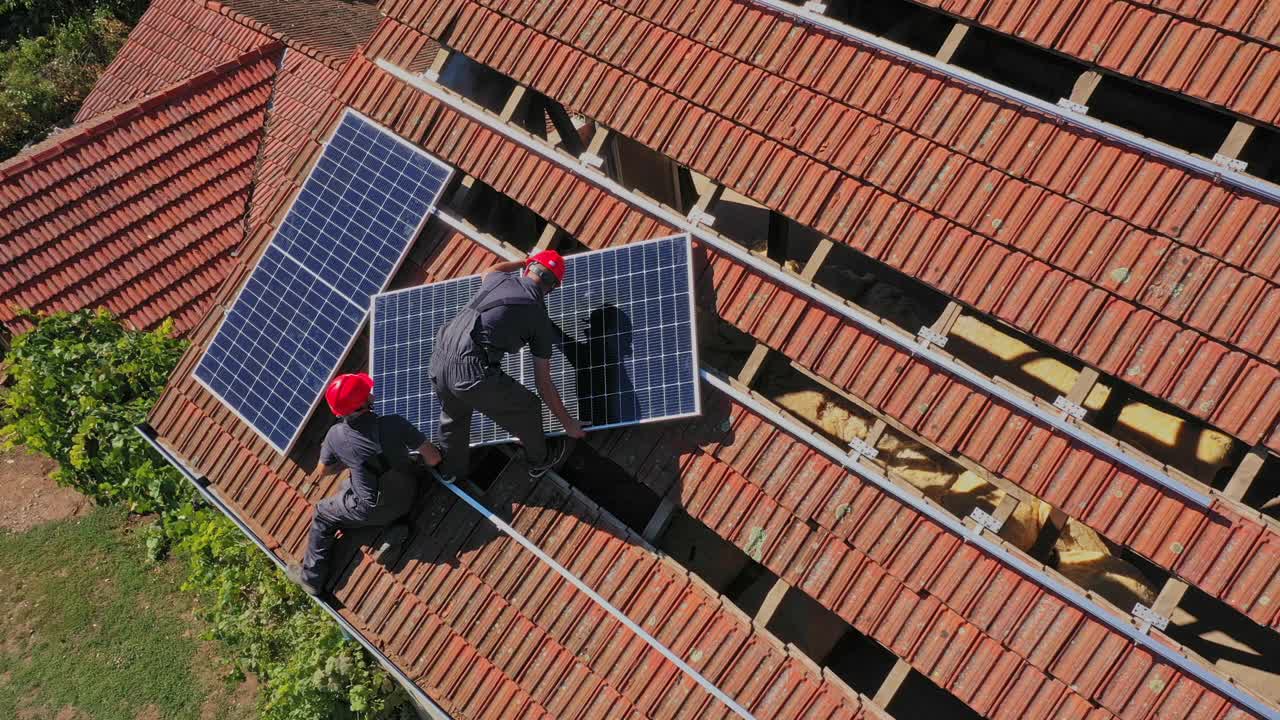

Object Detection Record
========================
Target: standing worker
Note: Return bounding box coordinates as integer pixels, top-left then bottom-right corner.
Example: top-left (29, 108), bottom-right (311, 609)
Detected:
top-left (430, 250), bottom-right (585, 485)
top-left (288, 372), bottom-right (441, 596)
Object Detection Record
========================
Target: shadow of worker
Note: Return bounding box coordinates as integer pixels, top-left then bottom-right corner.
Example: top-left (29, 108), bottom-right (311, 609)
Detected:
top-left (560, 304), bottom-right (641, 430)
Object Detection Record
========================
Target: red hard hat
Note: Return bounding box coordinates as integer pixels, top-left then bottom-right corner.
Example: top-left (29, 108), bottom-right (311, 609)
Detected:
top-left (525, 249), bottom-right (566, 285)
top-left (325, 372), bottom-right (374, 416)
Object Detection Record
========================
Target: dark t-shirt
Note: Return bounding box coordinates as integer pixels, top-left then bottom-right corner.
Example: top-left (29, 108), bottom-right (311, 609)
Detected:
top-left (473, 272), bottom-right (556, 361)
top-left (319, 412), bottom-right (426, 509)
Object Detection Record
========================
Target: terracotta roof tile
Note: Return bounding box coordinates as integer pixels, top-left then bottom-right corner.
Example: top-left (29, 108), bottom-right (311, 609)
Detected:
top-left (120, 2), bottom-right (1280, 717)
top-left (0, 44), bottom-right (282, 337)
top-left (428, 0), bottom-right (1280, 448)
top-left (327, 53), bottom-right (1280, 638)
top-left (914, 0), bottom-right (1280, 125)
top-left (210, 0), bottom-right (382, 67)
top-left (75, 0), bottom-right (272, 122)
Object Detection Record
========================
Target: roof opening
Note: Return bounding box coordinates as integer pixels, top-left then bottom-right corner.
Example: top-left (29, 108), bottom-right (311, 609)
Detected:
top-left (1238, 126), bottom-right (1280, 185)
top-left (1116, 547), bottom-right (1280, 696)
top-left (557, 445), bottom-right (662, 530)
top-left (437, 52), bottom-right (516, 114)
top-left (1239, 453), bottom-right (1280, 522)
top-left (657, 510), bottom-right (753, 590)
top-left (1087, 76), bottom-right (1235, 158)
top-left (445, 179), bottom-right (547, 252)
top-left (721, 558), bottom-right (776, 616)
top-left (884, 667), bottom-right (983, 719)
top-left (949, 25), bottom-right (1086, 103)
top-left (825, 628), bottom-right (900, 696)
top-left (760, 584), bottom-right (850, 664)
top-left (809, 241), bottom-right (951, 332)
top-left (825, 0), bottom-right (954, 55)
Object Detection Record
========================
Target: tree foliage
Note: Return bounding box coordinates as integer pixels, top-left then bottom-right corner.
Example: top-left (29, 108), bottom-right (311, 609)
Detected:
top-left (0, 9), bottom-right (131, 159)
top-left (0, 0), bottom-right (148, 44)
top-left (1, 309), bottom-right (188, 513)
top-left (174, 509), bottom-right (413, 720)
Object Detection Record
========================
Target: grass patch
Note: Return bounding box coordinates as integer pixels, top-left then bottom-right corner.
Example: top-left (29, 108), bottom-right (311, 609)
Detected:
top-left (0, 506), bottom-right (249, 719)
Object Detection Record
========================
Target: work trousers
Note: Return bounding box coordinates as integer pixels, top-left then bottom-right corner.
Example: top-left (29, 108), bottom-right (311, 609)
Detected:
top-left (300, 469), bottom-right (416, 588)
top-left (434, 370), bottom-right (548, 479)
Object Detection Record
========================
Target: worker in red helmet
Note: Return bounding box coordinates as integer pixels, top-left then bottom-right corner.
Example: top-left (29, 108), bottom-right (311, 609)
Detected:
top-left (287, 372), bottom-right (442, 597)
top-left (429, 249), bottom-right (585, 485)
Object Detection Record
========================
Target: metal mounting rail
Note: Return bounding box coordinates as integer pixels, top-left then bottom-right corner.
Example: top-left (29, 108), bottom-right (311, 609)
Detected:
top-left (433, 471), bottom-right (758, 720)
top-left (747, 0), bottom-right (1280, 205)
top-left (135, 425), bottom-right (454, 720)
top-left (379, 58), bottom-right (1214, 509)
top-left (700, 373), bottom-right (1277, 720)
top-left (413, 213), bottom-right (1271, 719)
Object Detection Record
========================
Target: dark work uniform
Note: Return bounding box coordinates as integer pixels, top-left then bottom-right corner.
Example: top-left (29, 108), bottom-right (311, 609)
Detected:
top-left (429, 272), bottom-right (558, 479)
top-left (300, 412), bottom-right (425, 587)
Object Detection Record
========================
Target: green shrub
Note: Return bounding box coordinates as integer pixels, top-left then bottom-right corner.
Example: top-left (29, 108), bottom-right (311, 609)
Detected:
top-left (0, 9), bottom-right (130, 159)
top-left (0, 308), bottom-right (188, 513)
top-left (0, 0), bottom-right (147, 45)
top-left (3, 310), bottom-right (410, 718)
top-left (175, 509), bottom-right (412, 720)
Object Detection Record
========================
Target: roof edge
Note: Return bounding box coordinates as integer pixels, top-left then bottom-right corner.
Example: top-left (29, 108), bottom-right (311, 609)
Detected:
top-left (203, 0), bottom-right (364, 69)
top-left (0, 40), bottom-right (285, 182)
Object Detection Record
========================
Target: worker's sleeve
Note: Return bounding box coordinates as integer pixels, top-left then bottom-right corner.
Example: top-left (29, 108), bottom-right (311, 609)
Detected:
top-left (529, 309), bottom-right (555, 360)
top-left (318, 433), bottom-right (340, 467)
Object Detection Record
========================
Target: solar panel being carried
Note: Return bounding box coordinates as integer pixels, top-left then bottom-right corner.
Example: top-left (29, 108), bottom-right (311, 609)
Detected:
top-left (194, 110), bottom-right (452, 453)
top-left (371, 234), bottom-right (700, 445)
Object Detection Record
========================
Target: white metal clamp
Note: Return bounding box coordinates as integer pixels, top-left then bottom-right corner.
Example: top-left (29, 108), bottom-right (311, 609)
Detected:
top-left (848, 437), bottom-right (879, 460)
top-left (917, 326), bottom-right (949, 349)
top-left (1133, 603), bottom-right (1170, 634)
top-left (1054, 395), bottom-right (1087, 421)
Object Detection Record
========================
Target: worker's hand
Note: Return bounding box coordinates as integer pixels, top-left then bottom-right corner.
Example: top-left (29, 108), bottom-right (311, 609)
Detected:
top-left (562, 418), bottom-right (586, 439)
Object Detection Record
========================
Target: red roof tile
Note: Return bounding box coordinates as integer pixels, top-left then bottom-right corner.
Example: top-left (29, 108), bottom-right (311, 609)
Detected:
top-left (330, 48), bottom-right (1280, 643)
top-left (594, 394), bottom-right (1257, 718)
top-left (420, 0), bottom-right (1280, 447)
top-left (114, 1), bottom-right (1280, 717)
top-left (0, 43), bottom-right (282, 337)
top-left (212, 0), bottom-right (382, 67)
top-left (245, 50), bottom-right (343, 231)
top-left (74, 0), bottom-right (273, 122)
top-left (911, 0), bottom-right (1280, 126)
top-left (151, 217), bottom-right (875, 718)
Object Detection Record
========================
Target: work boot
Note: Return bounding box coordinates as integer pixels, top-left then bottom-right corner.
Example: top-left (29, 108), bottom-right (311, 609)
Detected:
top-left (527, 438), bottom-right (570, 479)
top-left (373, 523), bottom-right (410, 564)
top-left (286, 562), bottom-right (323, 598)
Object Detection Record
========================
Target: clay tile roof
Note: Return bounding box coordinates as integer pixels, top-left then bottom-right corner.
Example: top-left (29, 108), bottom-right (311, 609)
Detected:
top-left (0, 43), bottom-right (283, 338)
top-left (212, 0), bottom-right (383, 68)
top-left (74, 0), bottom-right (274, 123)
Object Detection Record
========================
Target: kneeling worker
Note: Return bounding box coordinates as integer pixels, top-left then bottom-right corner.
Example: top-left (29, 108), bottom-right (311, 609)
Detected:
top-left (288, 372), bottom-right (441, 596)
top-left (430, 250), bottom-right (585, 485)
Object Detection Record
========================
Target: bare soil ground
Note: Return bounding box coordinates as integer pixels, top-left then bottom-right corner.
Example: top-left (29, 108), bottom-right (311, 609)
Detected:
top-left (0, 447), bottom-right (87, 533)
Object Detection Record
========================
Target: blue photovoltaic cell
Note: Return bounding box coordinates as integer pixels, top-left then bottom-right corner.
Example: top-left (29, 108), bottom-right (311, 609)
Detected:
top-left (194, 110), bottom-right (453, 453)
top-left (371, 234), bottom-right (699, 446)
top-left (272, 114), bottom-right (452, 307)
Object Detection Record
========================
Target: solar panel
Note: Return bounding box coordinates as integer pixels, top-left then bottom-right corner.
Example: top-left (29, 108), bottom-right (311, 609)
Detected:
top-left (194, 109), bottom-right (453, 453)
top-left (371, 234), bottom-right (700, 446)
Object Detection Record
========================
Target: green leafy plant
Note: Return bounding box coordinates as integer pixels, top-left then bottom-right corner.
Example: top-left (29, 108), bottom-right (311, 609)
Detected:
top-left (176, 510), bottom-right (413, 720)
top-left (1, 308), bottom-right (187, 513)
top-left (3, 312), bottom-right (411, 718)
top-left (0, 0), bottom-right (147, 45)
top-left (0, 9), bottom-right (130, 159)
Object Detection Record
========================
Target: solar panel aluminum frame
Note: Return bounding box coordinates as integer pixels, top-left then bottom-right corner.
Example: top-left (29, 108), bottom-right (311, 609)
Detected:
top-left (193, 108), bottom-right (453, 455)
top-left (369, 232), bottom-right (702, 446)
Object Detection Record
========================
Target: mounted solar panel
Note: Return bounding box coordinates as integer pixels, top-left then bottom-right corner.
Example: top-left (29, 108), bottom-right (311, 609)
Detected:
top-left (371, 234), bottom-right (700, 445)
top-left (194, 109), bottom-right (453, 453)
